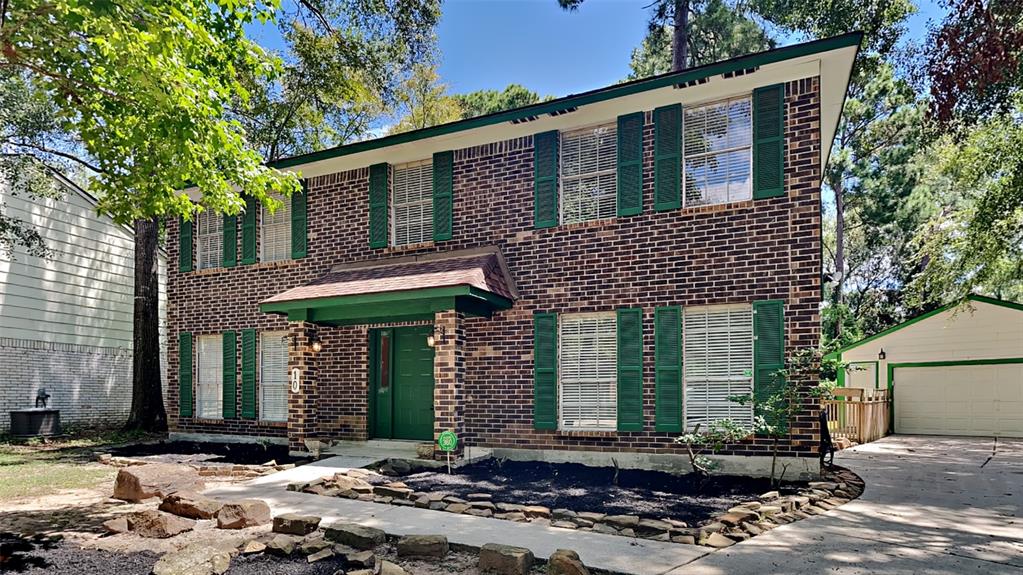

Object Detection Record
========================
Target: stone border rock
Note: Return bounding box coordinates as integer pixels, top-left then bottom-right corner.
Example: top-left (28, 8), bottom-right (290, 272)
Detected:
top-left (292, 465), bottom-right (865, 549)
top-left (96, 452), bottom-right (295, 479)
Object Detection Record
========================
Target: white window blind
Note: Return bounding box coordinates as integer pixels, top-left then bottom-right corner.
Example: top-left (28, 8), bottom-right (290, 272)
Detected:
top-left (683, 304), bottom-right (754, 428)
top-left (683, 96), bottom-right (752, 207)
top-left (559, 314), bottom-right (617, 430)
top-left (261, 198), bottom-right (291, 263)
top-left (259, 331), bottom-right (289, 422)
top-left (196, 335), bottom-right (223, 419)
top-left (196, 210), bottom-right (223, 270)
top-left (392, 160), bottom-right (433, 246)
top-left (560, 123), bottom-right (617, 224)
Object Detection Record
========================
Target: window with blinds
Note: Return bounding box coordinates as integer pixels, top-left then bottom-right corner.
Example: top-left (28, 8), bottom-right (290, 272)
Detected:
top-left (196, 335), bottom-right (223, 419)
top-left (560, 123), bottom-right (617, 224)
top-left (683, 96), bottom-right (753, 207)
top-left (392, 160), bottom-right (433, 246)
top-left (683, 304), bottom-right (754, 428)
top-left (196, 210), bottom-right (223, 270)
top-left (261, 198), bottom-right (291, 262)
top-left (559, 313), bottom-right (617, 430)
top-left (259, 331), bottom-right (288, 422)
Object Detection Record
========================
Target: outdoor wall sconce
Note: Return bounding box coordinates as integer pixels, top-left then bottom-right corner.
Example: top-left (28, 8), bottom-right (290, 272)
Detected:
top-left (310, 334), bottom-right (323, 353)
top-left (427, 325), bottom-right (447, 348)
top-left (878, 348), bottom-right (886, 360)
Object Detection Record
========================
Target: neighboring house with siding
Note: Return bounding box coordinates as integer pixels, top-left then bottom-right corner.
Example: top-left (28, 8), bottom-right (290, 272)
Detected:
top-left (0, 171), bottom-right (167, 432)
top-left (167, 34), bottom-right (861, 474)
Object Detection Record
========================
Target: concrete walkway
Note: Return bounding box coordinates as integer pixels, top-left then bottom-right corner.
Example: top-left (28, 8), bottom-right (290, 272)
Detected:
top-left (206, 435), bottom-right (1022, 575)
top-left (678, 435), bottom-right (1023, 574)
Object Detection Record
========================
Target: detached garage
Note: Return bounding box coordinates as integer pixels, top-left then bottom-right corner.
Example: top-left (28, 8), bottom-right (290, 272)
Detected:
top-left (828, 295), bottom-right (1023, 438)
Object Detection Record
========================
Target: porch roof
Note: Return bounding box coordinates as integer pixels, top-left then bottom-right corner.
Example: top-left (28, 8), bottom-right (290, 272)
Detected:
top-left (259, 247), bottom-right (516, 325)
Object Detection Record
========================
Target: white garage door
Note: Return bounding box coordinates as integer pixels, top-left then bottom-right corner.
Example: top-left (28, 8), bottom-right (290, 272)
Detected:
top-left (894, 363), bottom-right (1023, 437)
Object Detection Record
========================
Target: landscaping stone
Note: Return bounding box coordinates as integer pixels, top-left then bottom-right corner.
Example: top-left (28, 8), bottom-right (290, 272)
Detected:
top-left (113, 464), bottom-right (205, 502)
top-left (307, 548), bottom-right (334, 563)
top-left (634, 519), bottom-right (672, 537)
top-left (759, 505), bottom-right (782, 517)
top-left (576, 512), bottom-right (606, 523)
top-left (445, 503), bottom-right (470, 514)
top-left (444, 496), bottom-right (468, 504)
top-left (470, 501), bottom-right (497, 511)
top-left (671, 534), bottom-right (697, 545)
top-left (298, 537), bottom-right (332, 556)
top-left (240, 541), bottom-right (266, 555)
top-left (323, 522), bottom-right (386, 550)
top-left (547, 549), bottom-right (589, 575)
top-left (416, 443), bottom-right (435, 459)
top-left (570, 517), bottom-right (594, 528)
top-left (759, 491), bottom-right (780, 500)
top-left (428, 501), bottom-right (448, 511)
top-left (126, 510), bottom-right (195, 538)
top-left (342, 549), bottom-right (376, 569)
top-left (414, 496), bottom-right (431, 508)
top-left (102, 517), bottom-right (129, 535)
top-left (551, 521), bottom-right (577, 529)
top-left (718, 509), bottom-right (758, 526)
top-left (620, 528), bottom-right (636, 538)
top-left (159, 491), bottom-right (223, 520)
top-left (502, 512), bottom-right (526, 522)
top-left (496, 503), bottom-right (524, 512)
top-left (266, 535), bottom-right (298, 556)
top-left (466, 508), bottom-right (494, 517)
top-left (379, 458), bottom-right (412, 476)
top-left (522, 505), bottom-right (551, 519)
top-left (467, 493), bottom-right (492, 501)
top-left (273, 513), bottom-right (321, 535)
top-left (604, 515), bottom-right (639, 529)
top-left (809, 481), bottom-right (838, 491)
top-left (397, 534), bottom-right (448, 558)
top-left (703, 532), bottom-right (737, 548)
top-left (591, 523), bottom-right (618, 535)
top-left (216, 500), bottom-right (271, 529)
top-left (374, 485), bottom-right (413, 499)
top-left (151, 540), bottom-right (234, 575)
top-left (479, 543), bottom-right (534, 575)
top-left (552, 509), bottom-right (577, 520)
top-left (380, 560), bottom-right (409, 575)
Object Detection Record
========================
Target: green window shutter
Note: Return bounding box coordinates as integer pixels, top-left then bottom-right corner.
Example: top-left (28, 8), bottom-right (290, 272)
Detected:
top-left (616, 308), bottom-right (644, 432)
top-left (178, 217), bottom-right (193, 273)
top-left (753, 300), bottom-right (786, 428)
top-left (178, 332), bottom-right (193, 417)
top-left (533, 312), bottom-right (558, 430)
top-left (654, 306), bottom-right (683, 432)
top-left (241, 197), bottom-right (257, 264)
top-left (617, 112), bottom-right (645, 216)
top-left (222, 215), bottom-right (237, 268)
top-left (432, 151), bottom-right (454, 241)
top-left (241, 328), bottom-right (257, 419)
top-left (222, 331), bottom-right (237, 419)
top-left (369, 163), bottom-right (389, 248)
top-left (753, 84), bottom-right (785, 199)
top-left (533, 130), bottom-right (559, 228)
top-left (654, 104), bottom-right (682, 211)
top-left (291, 181), bottom-right (308, 259)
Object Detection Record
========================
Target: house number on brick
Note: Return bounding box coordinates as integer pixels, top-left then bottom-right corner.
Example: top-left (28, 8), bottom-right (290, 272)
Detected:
top-left (290, 368), bottom-right (301, 393)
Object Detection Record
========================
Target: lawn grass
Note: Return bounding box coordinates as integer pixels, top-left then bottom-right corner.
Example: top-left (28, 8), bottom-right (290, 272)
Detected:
top-left (0, 429), bottom-right (161, 502)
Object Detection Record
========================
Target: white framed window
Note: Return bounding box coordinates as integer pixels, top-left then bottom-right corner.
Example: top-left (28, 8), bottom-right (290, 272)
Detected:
top-left (559, 313), bottom-right (617, 430)
top-left (196, 335), bottom-right (223, 419)
top-left (259, 331), bottom-right (289, 422)
top-left (560, 123), bottom-right (617, 224)
top-left (261, 197), bottom-right (291, 262)
top-left (683, 304), bottom-right (754, 429)
top-left (683, 96), bottom-right (752, 207)
top-left (196, 210), bottom-right (223, 270)
top-left (392, 160), bottom-right (433, 246)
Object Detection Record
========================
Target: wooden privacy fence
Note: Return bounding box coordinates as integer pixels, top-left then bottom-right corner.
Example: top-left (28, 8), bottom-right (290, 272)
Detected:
top-left (823, 388), bottom-right (891, 444)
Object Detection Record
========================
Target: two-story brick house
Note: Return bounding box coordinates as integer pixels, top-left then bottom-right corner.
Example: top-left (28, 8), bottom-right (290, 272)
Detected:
top-left (167, 33), bottom-right (860, 475)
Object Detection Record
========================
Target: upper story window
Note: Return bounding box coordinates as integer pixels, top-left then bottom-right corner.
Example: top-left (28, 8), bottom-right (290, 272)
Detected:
top-left (392, 160), bottom-right (433, 246)
top-left (684, 96), bottom-right (752, 207)
top-left (683, 304), bottom-right (754, 429)
top-left (560, 123), bottom-right (617, 224)
top-left (261, 197), bottom-right (292, 262)
top-left (196, 335), bottom-right (223, 419)
top-left (196, 210), bottom-right (223, 270)
top-left (559, 313), bottom-right (617, 430)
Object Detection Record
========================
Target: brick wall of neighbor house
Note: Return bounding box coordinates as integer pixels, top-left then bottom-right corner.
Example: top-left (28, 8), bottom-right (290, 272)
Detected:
top-left (166, 77), bottom-right (822, 457)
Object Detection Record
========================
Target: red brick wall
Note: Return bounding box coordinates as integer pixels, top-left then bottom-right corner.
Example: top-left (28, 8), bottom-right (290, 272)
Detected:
top-left (166, 77), bottom-right (822, 457)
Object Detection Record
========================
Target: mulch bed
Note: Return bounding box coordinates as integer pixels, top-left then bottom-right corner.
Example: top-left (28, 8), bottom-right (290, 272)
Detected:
top-left (0, 535), bottom-right (159, 574)
top-left (373, 459), bottom-right (804, 525)
top-left (107, 440), bottom-right (310, 466)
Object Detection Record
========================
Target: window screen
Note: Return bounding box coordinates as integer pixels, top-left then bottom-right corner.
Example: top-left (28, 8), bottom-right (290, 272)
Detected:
top-left (261, 198), bottom-right (291, 263)
top-left (196, 210), bottom-right (223, 270)
top-left (683, 304), bottom-right (754, 428)
top-left (561, 123), bottom-right (617, 223)
top-left (196, 335), bottom-right (223, 419)
top-left (559, 313), bottom-right (617, 430)
top-left (392, 160), bottom-right (433, 246)
top-left (259, 331), bottom-right (288, 422)
top-left (683, 96), bottom-right (752, 206)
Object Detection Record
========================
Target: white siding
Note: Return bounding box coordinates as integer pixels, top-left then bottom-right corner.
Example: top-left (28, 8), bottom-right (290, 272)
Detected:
top-left (841, 300), bottom-right (1023, 389)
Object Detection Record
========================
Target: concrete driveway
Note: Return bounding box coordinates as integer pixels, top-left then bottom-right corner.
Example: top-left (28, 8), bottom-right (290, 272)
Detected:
top-left (675, 435), bottom-right (1023, 574)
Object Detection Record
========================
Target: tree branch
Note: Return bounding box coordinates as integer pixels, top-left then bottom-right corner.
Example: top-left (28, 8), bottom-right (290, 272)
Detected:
top-left (3, 141), bottom-right (103, 174)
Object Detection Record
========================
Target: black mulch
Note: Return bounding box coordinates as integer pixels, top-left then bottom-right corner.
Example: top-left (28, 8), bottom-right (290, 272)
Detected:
top-left (227, 553), bottom-right (348, 574)
top-left (0, 535), bottom-right (158, 574)
top-left (106, 440), bottom-right (310, 466)
top-left (373, 459), bottom-right (803, 525)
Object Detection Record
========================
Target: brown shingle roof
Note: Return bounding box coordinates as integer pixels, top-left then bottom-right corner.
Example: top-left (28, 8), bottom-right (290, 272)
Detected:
top-left (262, 248), bottom-right (516, 305)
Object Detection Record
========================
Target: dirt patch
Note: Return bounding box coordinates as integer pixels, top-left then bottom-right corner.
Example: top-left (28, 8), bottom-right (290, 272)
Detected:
top-left (107, 440), bottom-right (309, 466)
top-left (370, 459), bottom-right (804, 525)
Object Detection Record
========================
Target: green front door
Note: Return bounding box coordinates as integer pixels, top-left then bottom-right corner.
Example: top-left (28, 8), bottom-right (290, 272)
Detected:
top-left (370, 326), bottom-right (434, 440)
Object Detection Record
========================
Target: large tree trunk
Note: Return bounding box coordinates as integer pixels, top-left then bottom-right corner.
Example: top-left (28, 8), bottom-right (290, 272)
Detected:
top-left (672, 0), bottom-right (690, 72)
top-left (125, 216), bottom-right (167, 431)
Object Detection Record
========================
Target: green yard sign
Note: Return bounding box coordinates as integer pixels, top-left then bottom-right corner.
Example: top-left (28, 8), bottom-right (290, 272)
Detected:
top-left (437, 430), bottom-right (458, 452)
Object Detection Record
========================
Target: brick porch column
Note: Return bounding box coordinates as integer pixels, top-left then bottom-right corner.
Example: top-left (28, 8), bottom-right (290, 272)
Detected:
top-left (287, 321), bottom-right (319, 453)
top-left (433, 310), bottom-right (465, 455)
